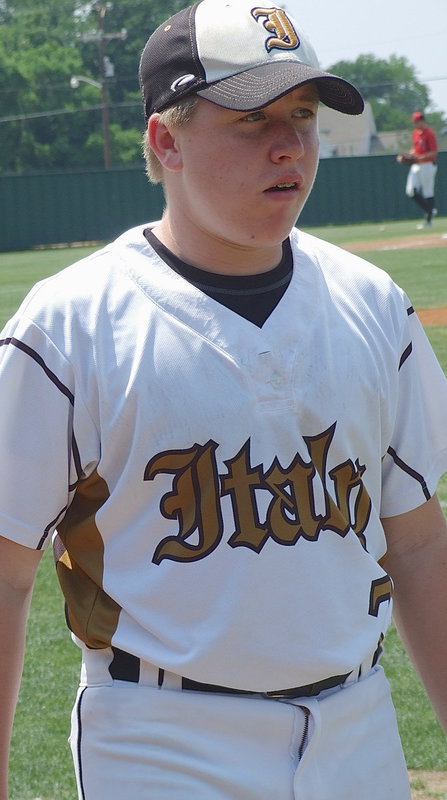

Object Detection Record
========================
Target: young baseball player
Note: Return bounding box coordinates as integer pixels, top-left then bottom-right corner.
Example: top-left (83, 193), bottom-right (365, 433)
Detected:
top-left (1, 2), bottom-right (447, 798)
top-left (397, 110), bottom-right (438, 228)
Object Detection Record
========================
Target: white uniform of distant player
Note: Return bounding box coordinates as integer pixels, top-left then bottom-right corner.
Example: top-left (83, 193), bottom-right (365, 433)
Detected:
top-left (1, 225), bottom-right (447, 799)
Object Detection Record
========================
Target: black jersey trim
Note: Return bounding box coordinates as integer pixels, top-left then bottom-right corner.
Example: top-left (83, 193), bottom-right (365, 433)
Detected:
top-left (1, 336), bottom-right (85, 548)
top-left (0, 337), bottom-right (74, 404)
top-left (71, 432), bottom-right (83, 481)
top-left (38, 505), bottom-right (69, 550)
top-left (398, 342), bottom-right (413, 370)
top-left (386, 446), bottom-right (431, 501)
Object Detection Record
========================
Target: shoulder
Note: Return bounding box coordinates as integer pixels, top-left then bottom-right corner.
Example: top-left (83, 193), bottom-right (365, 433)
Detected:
top-left (290, 227), bottom-right (400, 294)
top-left (289, 227), bottom-right (411, 336)
top-left (8, 225), bottom-right (155, 330)
top-left (0, 225), bottom-right (165, 372)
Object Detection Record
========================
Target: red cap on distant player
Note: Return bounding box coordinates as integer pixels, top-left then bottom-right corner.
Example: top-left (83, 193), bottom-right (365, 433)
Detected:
top-left (412, 111), bottom-right (424, 121)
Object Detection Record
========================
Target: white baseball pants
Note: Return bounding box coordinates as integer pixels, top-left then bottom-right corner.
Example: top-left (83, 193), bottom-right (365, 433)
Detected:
top-left (70, 661), bottom-right (411, 799)
top-left (406, 161), bottom-right (437, 199)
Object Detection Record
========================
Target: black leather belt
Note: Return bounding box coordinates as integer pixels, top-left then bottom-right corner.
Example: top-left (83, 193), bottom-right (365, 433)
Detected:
top-left (109, 648), bottom-right (350, 699)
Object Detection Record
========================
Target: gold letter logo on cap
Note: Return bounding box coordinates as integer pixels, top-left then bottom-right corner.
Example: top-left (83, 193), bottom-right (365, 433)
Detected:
top-left (251, 7), bottom-right (299, 51)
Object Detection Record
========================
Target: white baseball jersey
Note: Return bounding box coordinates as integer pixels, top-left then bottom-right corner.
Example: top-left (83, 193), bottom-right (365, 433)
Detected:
top-left (1, 225), bottom-right (447, 691)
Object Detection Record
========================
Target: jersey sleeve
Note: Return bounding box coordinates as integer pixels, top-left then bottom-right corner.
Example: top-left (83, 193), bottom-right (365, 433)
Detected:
top-left (0, 312), bottom-right (99, 550)
top-left (380, 304), bottom-right (447, 517)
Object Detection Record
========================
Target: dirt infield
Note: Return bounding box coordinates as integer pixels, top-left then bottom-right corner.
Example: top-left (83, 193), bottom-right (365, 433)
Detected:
top-left (341, 232), bottom-right (447, 327)
top-left (342, 232), bottom-right (447, 253)
top-left (416, 307), bottom-right (447, 326)
top-left (409, 769), bottom-right (447, 799)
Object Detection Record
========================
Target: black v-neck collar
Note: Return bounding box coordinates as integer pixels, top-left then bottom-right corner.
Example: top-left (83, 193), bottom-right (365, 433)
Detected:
top-left (143, 229), bottom-right (293, 327)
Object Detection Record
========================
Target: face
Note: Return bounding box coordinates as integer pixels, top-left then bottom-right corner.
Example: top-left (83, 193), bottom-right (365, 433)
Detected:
top-left (161, 84), bottom-right (320, 259)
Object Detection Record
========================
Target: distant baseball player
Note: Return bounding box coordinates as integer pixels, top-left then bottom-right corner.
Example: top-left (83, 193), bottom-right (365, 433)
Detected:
top-left (397, 110), bottom-right (438, 228)
top-left (1, 2), bottom-right (447, 799)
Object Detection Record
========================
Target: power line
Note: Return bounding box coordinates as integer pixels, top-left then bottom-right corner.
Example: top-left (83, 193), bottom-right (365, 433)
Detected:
top-left (0, 100), bottom-right (140, 124)
top-left (0, 72), bottom-right (445, 98)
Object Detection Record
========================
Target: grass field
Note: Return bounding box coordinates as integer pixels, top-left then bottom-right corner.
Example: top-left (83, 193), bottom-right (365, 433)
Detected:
top-left (1, 219), bottom-right (447, 799)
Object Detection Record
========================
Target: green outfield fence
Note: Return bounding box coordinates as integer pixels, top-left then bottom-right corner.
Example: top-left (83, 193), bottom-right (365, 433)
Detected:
top-left (1, 152), bottom-right (446, 252)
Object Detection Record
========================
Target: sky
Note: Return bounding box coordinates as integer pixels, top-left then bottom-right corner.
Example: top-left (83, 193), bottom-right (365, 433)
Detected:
top-left (282, 0), bottom-right (447, 117)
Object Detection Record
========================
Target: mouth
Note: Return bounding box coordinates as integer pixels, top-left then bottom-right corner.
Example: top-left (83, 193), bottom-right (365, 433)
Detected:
top-left (266, 181), bottom-right (299, 193)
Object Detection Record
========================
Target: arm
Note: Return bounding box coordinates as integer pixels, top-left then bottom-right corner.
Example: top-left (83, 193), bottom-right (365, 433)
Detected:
top-left (415, 149), bottom-right (437, 162)
top-left (0, 536), bottom-right (42, 800)
top-left (381, 494), bottom-right (447, 733)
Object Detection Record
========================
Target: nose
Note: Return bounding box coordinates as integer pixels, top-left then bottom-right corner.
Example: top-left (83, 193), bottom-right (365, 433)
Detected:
top-left (269, 122), bottom-right (304, 162)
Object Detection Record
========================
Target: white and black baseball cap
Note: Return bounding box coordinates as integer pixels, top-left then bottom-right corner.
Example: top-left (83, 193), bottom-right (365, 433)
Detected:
top-left (139, 0), bottom-right (364, 121)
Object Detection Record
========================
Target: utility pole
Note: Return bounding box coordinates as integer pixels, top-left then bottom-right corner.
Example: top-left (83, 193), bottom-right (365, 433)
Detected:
top-left (78, 3), bottom-right (126, 168)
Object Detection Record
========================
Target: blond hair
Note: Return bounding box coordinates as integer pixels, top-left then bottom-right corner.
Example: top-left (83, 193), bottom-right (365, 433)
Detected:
top-left (143, 95), bottom-right (199, 184)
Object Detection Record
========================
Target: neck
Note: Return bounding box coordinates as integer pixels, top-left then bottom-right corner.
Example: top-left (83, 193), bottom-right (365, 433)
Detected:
top-left (153, 212), bottom-right (286, 276)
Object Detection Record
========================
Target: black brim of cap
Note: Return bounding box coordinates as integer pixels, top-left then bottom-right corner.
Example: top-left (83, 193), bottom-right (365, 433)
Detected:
top-left (197, 62), bottom-right (364, 115)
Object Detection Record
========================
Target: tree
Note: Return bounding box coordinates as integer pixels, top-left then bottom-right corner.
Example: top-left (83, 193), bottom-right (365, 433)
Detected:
top-left (76, 0), bottom-right (191, 149)
top-left (0, 0), bottom-right (86, 171)
top-left (327, 53), bottom-right (444, 132)
top-left (3, 5), bottom-right (442, 171)
top-left (0, 0), bottom-right (192, 172)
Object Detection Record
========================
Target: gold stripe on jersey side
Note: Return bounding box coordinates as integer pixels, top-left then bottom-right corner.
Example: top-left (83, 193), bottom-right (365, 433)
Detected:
top-left (369, 576), bottom-right (393, 617)
top-left (54, 469), bottom-right (121, 649)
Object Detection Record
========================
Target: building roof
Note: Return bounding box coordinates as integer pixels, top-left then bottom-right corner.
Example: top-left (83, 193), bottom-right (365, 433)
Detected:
top-left (319, 102), bottom-right (377, 157)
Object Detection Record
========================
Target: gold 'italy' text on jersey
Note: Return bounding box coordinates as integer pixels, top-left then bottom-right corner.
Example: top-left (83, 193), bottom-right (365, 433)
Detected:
top-left (145, 422), bottom-right (372, 564)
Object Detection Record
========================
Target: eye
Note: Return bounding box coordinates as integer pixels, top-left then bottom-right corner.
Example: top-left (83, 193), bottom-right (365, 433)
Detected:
top-left (292, 107), bottom-right (316, 120)
top-left (241, 110), bottom-right (267, 122)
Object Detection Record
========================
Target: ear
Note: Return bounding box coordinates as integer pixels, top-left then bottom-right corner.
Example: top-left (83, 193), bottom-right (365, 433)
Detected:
top-left (148, 114), bottom-right (183, 173)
